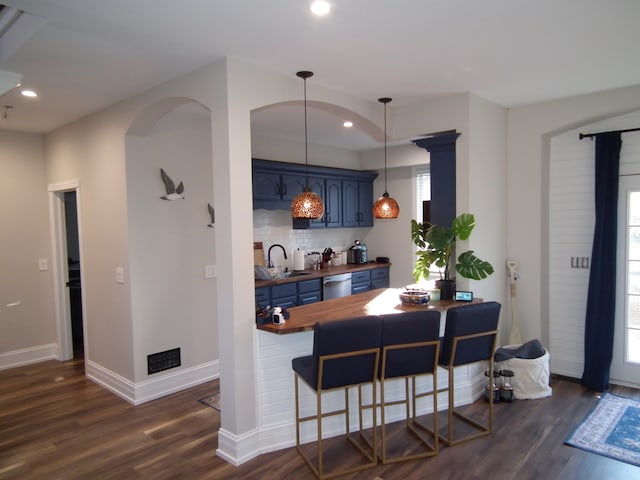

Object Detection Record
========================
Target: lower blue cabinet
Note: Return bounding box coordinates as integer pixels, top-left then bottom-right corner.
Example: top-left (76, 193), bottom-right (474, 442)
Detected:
top-left (371, 266), bottom-right (390, 289)
top-left (255, 278), bottom-right (323, 322)
top-left (255, 286), bottom-right (270, 309)
top-left (351, 270), bottom-right (371, 294)
top-left (255, 269), bottom-right (388, 323)
top-left (297, 278), bottom-right (322, 305)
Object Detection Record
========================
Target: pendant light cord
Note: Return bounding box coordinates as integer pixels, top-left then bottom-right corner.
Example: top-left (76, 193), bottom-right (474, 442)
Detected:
top-left (383, 100), bottom-right (388, 193)
top-left (297, 71), bottom-right (313, 187)
top-left (304, 76), bottom-right (309, 185)
top-left (378, 97), bottom-right (392, 195)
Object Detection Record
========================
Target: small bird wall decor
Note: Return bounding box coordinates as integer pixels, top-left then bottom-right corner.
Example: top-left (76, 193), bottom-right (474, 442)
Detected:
top-left (160, 168), bottom-right (185, 200)
top-left (207, 203), bottom-right (215, 227)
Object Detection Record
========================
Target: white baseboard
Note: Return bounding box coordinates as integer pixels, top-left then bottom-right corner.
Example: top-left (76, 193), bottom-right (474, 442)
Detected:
top-left (86, 359), bottom-right (220, 405)
top-left (0, 343), bottom-right (57, 370)
top-left (217, 427), bottom-right (262, 466)
top-left (550, 355), bottom-right (583, 379)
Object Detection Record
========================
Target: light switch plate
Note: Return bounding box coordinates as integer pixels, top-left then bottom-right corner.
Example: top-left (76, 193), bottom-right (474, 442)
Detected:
top-left (205, 264), bottom-right (216, 278)
top-left (38, 258), bottom-right (48, 271)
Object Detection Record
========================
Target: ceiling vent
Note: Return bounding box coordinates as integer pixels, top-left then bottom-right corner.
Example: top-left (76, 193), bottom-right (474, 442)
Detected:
top-left (0, 3), bottom-right (49, 96)
top-left (0, 3), bottom-right (47, 64)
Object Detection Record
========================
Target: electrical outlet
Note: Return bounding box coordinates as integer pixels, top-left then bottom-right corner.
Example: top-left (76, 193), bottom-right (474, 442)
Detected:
top-left (116, 267), bottom-right (124, 284)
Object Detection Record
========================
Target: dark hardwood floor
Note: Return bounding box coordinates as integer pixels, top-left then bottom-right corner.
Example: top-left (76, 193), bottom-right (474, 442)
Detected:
top-left (1, 358), bottom-right (639, 479)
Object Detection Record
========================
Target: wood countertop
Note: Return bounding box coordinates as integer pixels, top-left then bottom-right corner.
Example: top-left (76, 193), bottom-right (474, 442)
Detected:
top-left (256, 287), bottom-right (482, 335)
top-left (254, 262), bottom-right (390, 287)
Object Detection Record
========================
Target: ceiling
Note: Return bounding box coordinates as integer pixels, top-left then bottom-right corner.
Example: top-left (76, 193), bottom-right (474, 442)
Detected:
top-left (1, 0), bottom-right (640, 151)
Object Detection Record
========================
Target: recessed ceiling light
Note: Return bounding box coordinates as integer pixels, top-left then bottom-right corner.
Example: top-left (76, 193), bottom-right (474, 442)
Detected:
top-left (310, 1), bottom-right (331, 16)
top-left (343, 121), bottom-right (353, 128)
top-left (21, 89), bottom-right (37, 98)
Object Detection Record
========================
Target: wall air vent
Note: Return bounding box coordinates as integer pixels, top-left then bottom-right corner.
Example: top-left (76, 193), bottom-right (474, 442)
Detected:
top-left (147, 348), bottom-right (181, 375)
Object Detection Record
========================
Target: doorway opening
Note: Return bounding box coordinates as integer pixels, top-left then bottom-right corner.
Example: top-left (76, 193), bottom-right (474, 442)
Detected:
top-left (64, 191), bottom-right (83, 358)
top-left (49, 180), bottom-right (85, 363)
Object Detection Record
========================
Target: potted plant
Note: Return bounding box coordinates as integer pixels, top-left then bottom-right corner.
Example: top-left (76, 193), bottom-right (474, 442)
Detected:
top-left (411, 212), bottom-right (494, 299)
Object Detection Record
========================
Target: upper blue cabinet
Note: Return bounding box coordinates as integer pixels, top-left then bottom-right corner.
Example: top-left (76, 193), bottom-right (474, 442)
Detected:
top-left (342, 179), bottom-right (374, 227)
top-left (252, 159), bottom-right (377, 228)
top-left (252, 168), bottom-right (307, 210)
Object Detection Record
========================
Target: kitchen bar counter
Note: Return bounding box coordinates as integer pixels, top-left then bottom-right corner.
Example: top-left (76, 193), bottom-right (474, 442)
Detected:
top-left (253, 288), bottom-right (488, 455)
top-left (257, 287), bottom-right (482, 334)
top-left (254, 262), bottom-right (388, 287)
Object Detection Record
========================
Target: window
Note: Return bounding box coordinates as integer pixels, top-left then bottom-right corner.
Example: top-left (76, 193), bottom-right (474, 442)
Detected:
top-left (414, 165), bottom-right (431, 223)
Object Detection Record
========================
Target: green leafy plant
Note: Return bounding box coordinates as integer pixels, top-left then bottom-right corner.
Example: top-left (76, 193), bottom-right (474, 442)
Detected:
top-left (411, 212), bottom-right (494, 283)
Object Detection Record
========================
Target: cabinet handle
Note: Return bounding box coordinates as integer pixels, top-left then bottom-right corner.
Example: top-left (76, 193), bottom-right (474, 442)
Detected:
top-left (282, 184), bottom-right (287, 196)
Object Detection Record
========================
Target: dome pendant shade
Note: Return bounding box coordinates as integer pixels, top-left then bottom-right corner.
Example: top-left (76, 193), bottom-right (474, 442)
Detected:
top-left (374, 97), bottom-right (399, 219)
top-left (291, 186), bottom-right (325, 219)
top-left (291, 70), bottom-right (325, 220)
top-left (373, 191), bottom-right (400, 218)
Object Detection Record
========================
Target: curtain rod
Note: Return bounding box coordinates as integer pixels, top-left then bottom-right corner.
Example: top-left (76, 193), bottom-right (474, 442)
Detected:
top-left (579, 127), bottom-right (640, 140)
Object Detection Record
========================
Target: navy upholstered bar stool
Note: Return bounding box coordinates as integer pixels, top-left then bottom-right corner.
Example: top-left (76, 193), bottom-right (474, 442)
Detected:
top-left (292, 316), bottom-right (382, 479)
top-left (378, 310), bottom-right (441, 464)
top-left (437, 301), bottom-right (501, 446)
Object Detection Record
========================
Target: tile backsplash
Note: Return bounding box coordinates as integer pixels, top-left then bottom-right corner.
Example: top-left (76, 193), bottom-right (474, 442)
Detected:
top-left (253, 209), bottom-right (370, 270)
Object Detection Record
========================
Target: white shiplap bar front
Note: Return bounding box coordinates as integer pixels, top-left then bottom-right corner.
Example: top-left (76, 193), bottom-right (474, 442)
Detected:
top-left (253, 308), bottom-right (488, 456)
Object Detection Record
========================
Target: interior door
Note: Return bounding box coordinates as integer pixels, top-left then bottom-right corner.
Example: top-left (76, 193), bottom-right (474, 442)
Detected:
top-left (611, 174), bottom-right (640, 386)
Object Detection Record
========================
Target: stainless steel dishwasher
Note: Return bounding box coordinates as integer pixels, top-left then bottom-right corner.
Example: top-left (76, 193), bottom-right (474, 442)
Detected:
top-left (322, 273), bottom-right (352, 300)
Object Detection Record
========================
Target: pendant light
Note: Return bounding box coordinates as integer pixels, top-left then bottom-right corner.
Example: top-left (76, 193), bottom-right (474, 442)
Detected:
top-left (291, 71), bottom-right (325, 220)
top-left (373, 97), bottom-right (400, 219)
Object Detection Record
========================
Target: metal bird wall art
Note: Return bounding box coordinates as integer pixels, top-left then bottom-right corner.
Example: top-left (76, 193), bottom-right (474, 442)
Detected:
top-left (160, 168), bottom-right (185, 200)
top-left (207, 203), bottom-right (215, 227)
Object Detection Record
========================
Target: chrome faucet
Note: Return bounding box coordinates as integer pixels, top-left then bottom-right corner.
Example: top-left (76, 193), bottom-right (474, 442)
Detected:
top-left (268, 244), bottom-right (287, 268)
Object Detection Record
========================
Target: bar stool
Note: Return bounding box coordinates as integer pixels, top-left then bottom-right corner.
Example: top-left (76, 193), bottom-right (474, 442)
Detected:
top-left (437, 301), bottom-right (501, 446)
top-left (378, 310), bottom-right (441, 464)
top-left (292, 316), bottom-right (382, 479)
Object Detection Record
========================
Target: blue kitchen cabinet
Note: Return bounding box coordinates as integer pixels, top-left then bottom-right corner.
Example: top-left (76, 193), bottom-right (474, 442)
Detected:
top-left (297, 278), bottom-right (322, 305)
top-left (252, 159), bottom-right (377, 229)
top-left (342, 179), bottom-right (374, 227)
top-left (252, 167), bottom-right (306, 210)
top-left (281, 174), bottom-right (307, 202)
top-left (351, 269), bottom-right (372, 294)
top-left (253, 170), bottom-right (281, 204)
top-left (255, 286), bottom-right (271, 309)
top-left (255, 279), bottom-right (322, 319)
top-left (271, 282), bottom-right (298, 310)
top-left (324, 178), bottom-right (343, 228)
top-left (309, 176), bottom-right (342, 229)
top-left (371, 266), bottom-right (390, 289)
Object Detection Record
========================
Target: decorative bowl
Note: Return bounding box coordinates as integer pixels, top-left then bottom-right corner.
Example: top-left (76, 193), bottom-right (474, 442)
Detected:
top-left (399, 289), bottom-right (430, 306)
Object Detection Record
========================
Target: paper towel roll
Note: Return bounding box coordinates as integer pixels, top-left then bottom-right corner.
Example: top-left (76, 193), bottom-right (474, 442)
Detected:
top-left (293, 249), bottom-right (305, 271)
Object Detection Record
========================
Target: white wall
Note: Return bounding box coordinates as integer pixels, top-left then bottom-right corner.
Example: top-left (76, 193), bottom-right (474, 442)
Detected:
top-left (507, 84), bottom-right (640, 347)
top-left (45, 104), bottom-right (136, 379)
top-left (44, 63), bottom-right (225, 388)
top-left (126, 106), bottom-right (216, 382)
top-left (361, 143), bottom-right (430, 288)
top-left (549, 110), bottom-right (640, 378)
top-left (0, 131), bottom-right (56, 367)
top-left (251, 132), bottom-right (361, 170)
top-left (467, 94), bottom-right (508, 341)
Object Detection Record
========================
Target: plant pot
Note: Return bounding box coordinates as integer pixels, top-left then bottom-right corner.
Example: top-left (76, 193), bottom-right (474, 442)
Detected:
top-left (436, 279), bottom-right (456, 300)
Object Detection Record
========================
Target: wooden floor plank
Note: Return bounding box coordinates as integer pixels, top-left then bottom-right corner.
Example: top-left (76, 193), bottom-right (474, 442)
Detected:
top-left (1, 358), bottom-right (640, 479)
